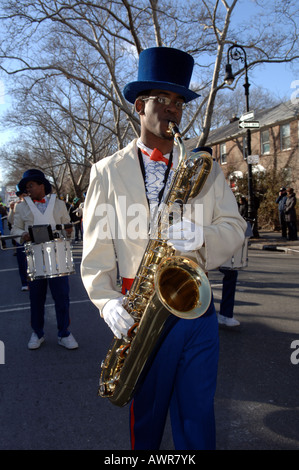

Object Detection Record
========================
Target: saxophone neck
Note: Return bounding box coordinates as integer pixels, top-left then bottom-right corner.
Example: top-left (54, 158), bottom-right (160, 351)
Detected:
top-left (168, 121), bottom-right (186, 165)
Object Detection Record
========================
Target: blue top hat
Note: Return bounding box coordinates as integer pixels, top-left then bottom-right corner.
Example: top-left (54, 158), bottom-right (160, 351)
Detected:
top-left (18, 169), bottom-right (52, 195)
top-left (123, 47), bottom-right (200, 104)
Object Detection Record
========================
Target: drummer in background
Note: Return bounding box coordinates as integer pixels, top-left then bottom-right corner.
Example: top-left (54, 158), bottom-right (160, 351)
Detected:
top-left (217, 205), bottom-right (252, 328)
top-left (11, 169), bottom-right (79, 350)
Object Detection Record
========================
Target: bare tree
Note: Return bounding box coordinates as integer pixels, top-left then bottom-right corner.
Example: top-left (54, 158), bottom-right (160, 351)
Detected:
top-left (0, 0), bottom-right (298, 181)
top-left (1, 75), bottom-right (115, 195)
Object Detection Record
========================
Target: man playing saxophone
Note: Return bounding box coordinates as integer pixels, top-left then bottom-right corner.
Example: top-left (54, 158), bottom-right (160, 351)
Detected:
top-left (81, 47), bottom-right (247, 450)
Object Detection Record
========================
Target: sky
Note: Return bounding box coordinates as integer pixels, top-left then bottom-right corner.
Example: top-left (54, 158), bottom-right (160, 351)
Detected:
top-left (230, 0), bottom-right (298, 102)
top-left (243, 62), bottom-right (298, 102)
top-left (0, 0), bottom-right (298, 183)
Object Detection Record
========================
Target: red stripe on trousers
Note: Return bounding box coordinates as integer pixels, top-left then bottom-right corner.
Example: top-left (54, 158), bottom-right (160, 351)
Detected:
top-left (121, 277), bottom-right (134, 295)
top-left (123, 278), bottom-right (135, 449)
top-left (130, 399), bottom-right (135, 450)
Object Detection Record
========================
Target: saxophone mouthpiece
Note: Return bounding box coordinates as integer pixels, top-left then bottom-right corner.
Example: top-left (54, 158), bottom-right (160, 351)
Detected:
top-left (168, 121), bottom-right (181, 139)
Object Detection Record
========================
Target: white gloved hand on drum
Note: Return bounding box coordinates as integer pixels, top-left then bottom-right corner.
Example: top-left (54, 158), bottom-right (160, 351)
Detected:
top-left (102, 297), bottom-right (134, 339)
top-left (167, 218), bottom-right (204, 252)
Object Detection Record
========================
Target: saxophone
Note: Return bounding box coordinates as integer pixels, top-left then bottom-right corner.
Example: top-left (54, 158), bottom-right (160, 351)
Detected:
top-left (99, 122), bottom-right (213, 407)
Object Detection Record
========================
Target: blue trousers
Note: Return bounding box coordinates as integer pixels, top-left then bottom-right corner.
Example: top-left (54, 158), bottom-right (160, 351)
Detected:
top-left (16, 243), bottom-right (28, 287)
top-left (129, 302), bottom-right (219, 450)
top-left (29, 276), bottom-right (70, 338)
top-left (219, 268), bottom-right (238, 318)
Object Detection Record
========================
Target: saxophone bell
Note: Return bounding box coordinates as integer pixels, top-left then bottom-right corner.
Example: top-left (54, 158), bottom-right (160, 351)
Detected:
top-left (156, 256), bottom-right (211, 319)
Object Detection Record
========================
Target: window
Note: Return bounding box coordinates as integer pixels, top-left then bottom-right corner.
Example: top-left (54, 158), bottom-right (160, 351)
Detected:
top-left (280, 123), bottom-right (291, 150)
top-left (220, 143), bottom-right (227, 164)
top-left (261, 129), bottom-right (270, 154)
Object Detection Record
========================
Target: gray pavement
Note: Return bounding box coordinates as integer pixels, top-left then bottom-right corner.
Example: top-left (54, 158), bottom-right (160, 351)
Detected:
top-left (0, 231), bottom-right (299, 451)
top-left (212, 232), bottom-right (299, 450)
top-left (248, 230), bottom-right (299, 253)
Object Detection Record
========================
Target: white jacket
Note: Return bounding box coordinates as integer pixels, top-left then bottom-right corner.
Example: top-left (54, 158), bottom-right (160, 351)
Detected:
top-left (81, 139), bottom-right (247, 312)
top-left (11, 195), bottom-right (71, 239)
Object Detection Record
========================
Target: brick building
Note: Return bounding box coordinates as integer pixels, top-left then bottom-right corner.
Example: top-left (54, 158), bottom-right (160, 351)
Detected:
top-left (187, 100), bottom-right (299, 193)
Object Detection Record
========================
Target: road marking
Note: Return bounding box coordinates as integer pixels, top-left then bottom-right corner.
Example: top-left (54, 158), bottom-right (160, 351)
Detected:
top-left (0, 268), bottom-right (19, 273)
top-left (0, 298), bottom-right (91, 313)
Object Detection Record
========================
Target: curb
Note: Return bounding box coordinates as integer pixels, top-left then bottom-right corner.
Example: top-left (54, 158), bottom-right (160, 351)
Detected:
top-left (249, 243), bottom-right (299, 253)
top-left (263, 245), bottom-right (289, 252)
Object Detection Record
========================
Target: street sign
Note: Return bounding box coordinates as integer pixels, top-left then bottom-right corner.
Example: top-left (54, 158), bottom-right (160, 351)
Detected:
top-left (239, 120), bottom-right (260, 129)
top-left (240, 110), bottom-right (255, 121)
top-left (247, 154), bottom-right (260, 164)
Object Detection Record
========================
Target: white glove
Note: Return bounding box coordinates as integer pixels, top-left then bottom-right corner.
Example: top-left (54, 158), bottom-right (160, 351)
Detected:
top-left (102, 297), bottom-right (134, 339)
top-left (167, 218), bottom-right (204, 252)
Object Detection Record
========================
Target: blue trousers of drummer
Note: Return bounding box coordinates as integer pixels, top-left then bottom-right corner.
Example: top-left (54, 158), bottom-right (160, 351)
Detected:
top-left (16, 243), bottom-right (28, 288)
top-left (29, 276), bottom-right (71, 339)
top-left (129, 302), bottom-right (219, 450)
top-left (219, 267), bottom-right (238, 318)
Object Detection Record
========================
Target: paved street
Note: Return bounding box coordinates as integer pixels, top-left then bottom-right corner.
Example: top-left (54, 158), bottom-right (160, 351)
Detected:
top-left (212, 239), bottom-right (299, 450)
top-left (0, 233), bottom-right (298, 450)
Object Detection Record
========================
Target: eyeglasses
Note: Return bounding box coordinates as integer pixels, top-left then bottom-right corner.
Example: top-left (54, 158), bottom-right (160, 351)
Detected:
top-left (140, 95), bottom-right (187, 110)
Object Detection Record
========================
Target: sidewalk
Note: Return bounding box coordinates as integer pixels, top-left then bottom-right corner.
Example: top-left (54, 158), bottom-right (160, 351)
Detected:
top-left (249, 230), bottom-right (299, 253)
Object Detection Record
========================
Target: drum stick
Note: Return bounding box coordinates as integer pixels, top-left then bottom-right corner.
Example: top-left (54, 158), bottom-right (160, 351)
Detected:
top-left (0, 234), bottom-right (22, 240)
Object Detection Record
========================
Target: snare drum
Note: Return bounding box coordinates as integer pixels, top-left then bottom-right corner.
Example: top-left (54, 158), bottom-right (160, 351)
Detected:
top-left (25, 238), bottom-right (75, 281)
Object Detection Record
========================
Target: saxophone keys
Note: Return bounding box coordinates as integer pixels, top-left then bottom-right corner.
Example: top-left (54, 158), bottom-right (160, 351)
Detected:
top-left (138, 280), bottom-right (154, 295)
top-left (132, 296), bottom-right (148, 310)
top-left (117, 344), bottom-right (130, 358)
top-left (152, 245), bottom-right (167, 257)
top-left (98, 384), bottom-right (105, 396)
top-left (127, 322), bottom-right (139, 338)
top-left (144, 263), bottom-right (158, 279)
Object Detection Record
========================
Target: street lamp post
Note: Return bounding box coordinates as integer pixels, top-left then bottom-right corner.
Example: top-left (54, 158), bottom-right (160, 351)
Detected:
top-left (224, 45), bottom-right (255, 228)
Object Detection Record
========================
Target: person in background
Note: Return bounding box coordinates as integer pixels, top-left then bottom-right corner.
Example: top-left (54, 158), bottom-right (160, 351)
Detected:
top-left (217, 198), bottom-right (253, 328)
top-left (284, 187), bottom-right (297, 241)
top-left (0, 202), bottom-right (8, 248)
top-left (238, 196), bottom-right (248, 220)
top-left (7, 187), bottom-right (29, 291)
top-left (11, 169), bottom-right (79, 350)
top-left (69, 197), bottom-right (83, 242)
top-left (0, 205), bottom-right (5, 249)
top-left (275, 187), bottom-right (287, 238)
top-left (0, 202), bottom-right (8, 231)
top-left (77, 195), bottom-right (85, 237)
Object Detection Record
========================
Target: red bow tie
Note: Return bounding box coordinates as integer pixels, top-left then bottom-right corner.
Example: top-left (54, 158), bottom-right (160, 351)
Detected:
top-left (141, 148), bottom-right (173, 167)
top-left (33, 198), bottom-right (46, 204)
